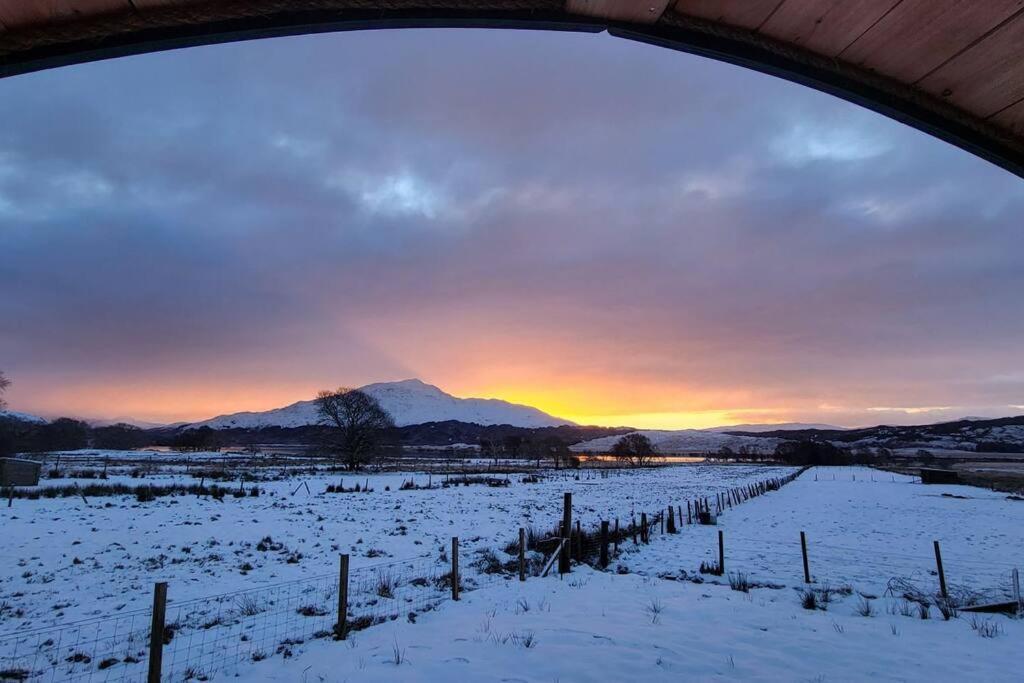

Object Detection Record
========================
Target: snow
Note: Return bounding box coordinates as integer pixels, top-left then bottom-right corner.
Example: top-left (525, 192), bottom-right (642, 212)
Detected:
top-left (188, 379), bottom-right (572, 430)
top-left (4, 464), bottom-right (1023, 681)
top-left (245, 566), bottom-right (1023, 682)
top-left (623, 467), bottom-right (1024, 598)
top-left (572, 429), bottom-right (779, 455)
top-left (0, 409), bottom-right (47, 425)
top-left (0, 463), bottom-right (786, 632)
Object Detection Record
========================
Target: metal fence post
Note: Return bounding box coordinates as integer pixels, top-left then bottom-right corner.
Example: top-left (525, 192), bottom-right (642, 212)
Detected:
top-left (147, 582), bottom-right (167, 683)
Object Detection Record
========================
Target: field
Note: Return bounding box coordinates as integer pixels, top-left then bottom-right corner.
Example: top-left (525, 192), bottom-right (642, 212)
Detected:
top-left (3, 459), bottom-right (1023, 681)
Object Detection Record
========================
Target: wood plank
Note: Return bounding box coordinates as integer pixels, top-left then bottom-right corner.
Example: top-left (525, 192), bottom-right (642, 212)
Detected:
top-left (918, 13), bottom-right (1024, 118)
top-left (672, 0), bottom-right (783, 31)
top-left (0, 0), bottom-right (130, 29)
top-left (989, 97), bottom-right (1024, 137)
top-left (840, 0), bottom-right (1024, 84)
top-left (759, 1), bottom-right (899, 57)
top-left (567, 0), bottom-right (671, 24)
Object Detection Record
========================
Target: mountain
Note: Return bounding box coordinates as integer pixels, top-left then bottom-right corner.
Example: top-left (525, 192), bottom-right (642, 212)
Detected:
top-left (0, 409), bottom-right (47, 425)
top-left (186, 379), bottom-right (573, 430)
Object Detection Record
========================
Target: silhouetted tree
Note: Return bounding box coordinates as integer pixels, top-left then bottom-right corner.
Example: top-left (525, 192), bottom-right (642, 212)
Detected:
top-left (611, 433), bottom-right (656, 467)
top-left (93, 423), bottom-right (145, 450)
top-left (170, 426), bottom-right (220, 452)
top-left (36, 418), bottom-right (90, 452)
top-left (543, 436), bottom-right (570, 469)
top-left (501, 435), bottom-right (523, 462)
top-left (316, 387), bottom-right (394, 470)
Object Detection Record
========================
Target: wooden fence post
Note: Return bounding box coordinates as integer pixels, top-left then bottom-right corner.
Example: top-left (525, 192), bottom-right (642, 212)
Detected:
top-left (614, 518), bottom-right (619, 555)
top-left (518, 528), bottom-right (526, 581)
top-left (800, 532), bottom-right (810, 583)
top-left (667, 506), bottom-right (676, 534)
top-left (452, 537), bottom-right (460, 601)
top-left (718, 530), bottom-right (725, 574)
top-left (1013, 568), bottom-right (1021, 608)
top-left (933, 540), bottom-right (947, 598)
top-left (575, 520), bottom-right (582, 562)
top-left (600, 521), bottom-right (609, 568)
top-left (640, 512), bottom-right (648, 544)
top-left (147, 582), bottom-right (167, 683)
top-left (336, 554), bottom-right (350, 639)
top-left (559, 493), bottom-right (572, 574)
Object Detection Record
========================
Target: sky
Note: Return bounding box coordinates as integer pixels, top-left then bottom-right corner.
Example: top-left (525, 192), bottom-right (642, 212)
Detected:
top-left (1, 28), bottom-right (1023, 429)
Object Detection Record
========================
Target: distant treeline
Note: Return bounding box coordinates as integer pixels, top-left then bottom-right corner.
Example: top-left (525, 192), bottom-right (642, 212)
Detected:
top-left (0, 416), bottom-right (629, 457)
top-left (710, 440), bottom-right (891, 466)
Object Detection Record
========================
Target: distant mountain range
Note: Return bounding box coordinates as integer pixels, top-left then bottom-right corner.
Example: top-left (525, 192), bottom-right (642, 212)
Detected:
top-left (186, 379), bottom-right (573, 430)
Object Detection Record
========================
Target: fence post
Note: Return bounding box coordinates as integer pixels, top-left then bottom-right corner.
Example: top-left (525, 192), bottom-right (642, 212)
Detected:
top-left (718, 530), bottom-right (725, 574)
top-left (933, 540), bottom-right (947, 599)
top-left (800, 532), bottom-right (810, 583)
top-left (614, 518), bottom-right (619, 555)
top-left (559, 493), bottom-right (572, 574)
top-left (336, 554), bottom-right (349, 639)
top-left (147, 582), bottom-right (167, 683)
top-left (452, 537), bottom-right (460, 601)
top-left (519, 528), bottom-right (526, 582)
top-left (600, 520), bottom-right (609, 568)
top-left (640, 512), bottom-right (648, 544)
top-left (667, 506), bottom-right (676, 534)
top-left (575, 520), bottom-right (582, 561)
top-left (1013, 568), bottom-right (1021, 609)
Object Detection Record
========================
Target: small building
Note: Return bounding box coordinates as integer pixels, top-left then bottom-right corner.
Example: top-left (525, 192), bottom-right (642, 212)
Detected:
top-left (920, 468), bottom-right (960, 485)
top-left (0, 458), bottom-right (42, 487)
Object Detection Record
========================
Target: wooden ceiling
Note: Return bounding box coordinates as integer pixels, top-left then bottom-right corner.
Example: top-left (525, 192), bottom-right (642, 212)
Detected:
top-left (2, 1), bottom-right (1023, 177)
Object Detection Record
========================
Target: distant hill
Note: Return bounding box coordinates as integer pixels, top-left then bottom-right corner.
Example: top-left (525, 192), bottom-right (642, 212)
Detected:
top-left (0, 409), bottom-right (47, 425)
top-left (706, 422), bottom-right (846, 433)
top-left (571, 428), bottom-right (779, 455)
top-left (572, 415), bottom-right (1024, 455)
top-left (185, 379), bottom-right (573, 430)
top-left (725, 415), bottom-right (1024, 452)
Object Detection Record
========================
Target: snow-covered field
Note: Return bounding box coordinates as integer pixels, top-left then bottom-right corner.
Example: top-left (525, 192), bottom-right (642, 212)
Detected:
top-left (625, 467), bottom-right (1024, 598)
top-left (1, 464), bottom-right (786, 630)
top-left (4, 465), bottom-right (1023, 681)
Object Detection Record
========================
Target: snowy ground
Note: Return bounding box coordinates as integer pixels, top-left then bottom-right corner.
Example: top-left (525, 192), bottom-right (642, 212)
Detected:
top-left (1, 463), bottom-right (786, 630)
top-left (620, 467), bottom-right (1024, 598)
top-left (4, 465), bottom-right (1022, 681)
top-left (236, 466), bottom-right (1024, 682)
top-left (246, 567), bottom-right (1023, 682)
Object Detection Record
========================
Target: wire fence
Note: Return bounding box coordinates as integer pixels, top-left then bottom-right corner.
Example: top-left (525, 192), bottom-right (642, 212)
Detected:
top-left (0, 545), bottom-right (524, 683)
top-left (5, 466), bottom-right (1017, 681)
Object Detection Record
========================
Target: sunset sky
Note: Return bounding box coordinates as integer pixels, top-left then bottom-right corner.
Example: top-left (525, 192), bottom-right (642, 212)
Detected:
top-left (1, 28), bottom-right (1023, 429)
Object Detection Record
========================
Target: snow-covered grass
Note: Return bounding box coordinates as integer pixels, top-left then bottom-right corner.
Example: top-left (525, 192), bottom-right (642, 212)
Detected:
top-left (1, 464), bottom-right (789, 630)
top-left (5, 465), bottom-right (1023, 681)
top-left (240, 566), bottom-right (1023, 682)
top-left (621, 467), bottom-right (1024, 599)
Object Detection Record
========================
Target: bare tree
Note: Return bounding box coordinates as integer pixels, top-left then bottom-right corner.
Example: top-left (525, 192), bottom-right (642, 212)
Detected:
top-left (0, 370), bottom-right (10, 410)
top-left (316, 387), bottom-right (395, 470)
top-left (610, 433), bottom-right (657, 467)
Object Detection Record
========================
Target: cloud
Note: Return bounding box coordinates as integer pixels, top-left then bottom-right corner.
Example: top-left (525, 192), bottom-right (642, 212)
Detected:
top-left (1, 29), bottom-right (1023, 424)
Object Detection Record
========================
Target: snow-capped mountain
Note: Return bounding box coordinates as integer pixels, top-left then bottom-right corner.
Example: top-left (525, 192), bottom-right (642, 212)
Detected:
top-left (186, 379), bottom-right (573, 430)
top-left (570, 429), bottom-right (779, 455)
top-left (0, 409), bottom-right (47, 425)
